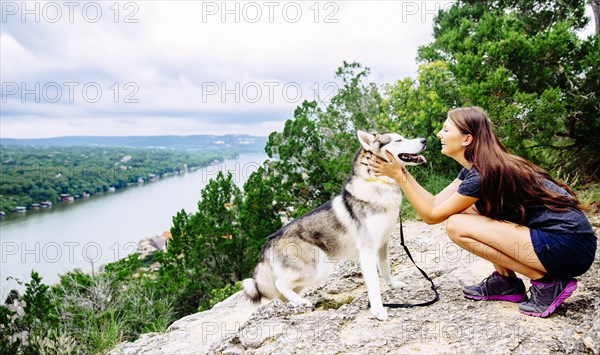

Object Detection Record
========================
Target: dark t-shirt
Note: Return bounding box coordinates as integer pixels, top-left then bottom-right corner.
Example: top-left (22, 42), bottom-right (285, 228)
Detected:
top-left (457, 167), bottom-right (594, 234)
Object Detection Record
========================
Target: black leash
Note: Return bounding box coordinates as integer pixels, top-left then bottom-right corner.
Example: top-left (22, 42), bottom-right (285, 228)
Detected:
top-left (369, 217), bottom-right (440, 309)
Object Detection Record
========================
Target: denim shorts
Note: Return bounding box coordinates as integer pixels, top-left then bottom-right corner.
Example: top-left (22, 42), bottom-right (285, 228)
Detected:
top-left (530, 229), bottom-right (597, 278)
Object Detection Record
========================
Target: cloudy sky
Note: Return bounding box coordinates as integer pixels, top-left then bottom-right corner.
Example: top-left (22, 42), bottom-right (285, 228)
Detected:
top-left (1, 1), bottom-right (595, 138)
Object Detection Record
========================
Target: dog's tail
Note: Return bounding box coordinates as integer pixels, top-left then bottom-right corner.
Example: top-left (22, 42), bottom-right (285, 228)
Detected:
top-left (242, 277), bottom-right (263, 304)
top-left (242, 259), bottom-right (280, 304)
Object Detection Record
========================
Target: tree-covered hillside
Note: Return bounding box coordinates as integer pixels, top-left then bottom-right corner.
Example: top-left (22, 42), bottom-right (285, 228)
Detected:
top-left (0, 145), bottom-right (236, 214)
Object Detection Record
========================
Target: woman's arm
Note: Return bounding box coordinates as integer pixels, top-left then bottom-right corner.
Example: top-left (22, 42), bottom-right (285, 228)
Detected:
top-left (371, 153), bottom-right (477, 224)
top-left (434, 178), bottom-right (463, 205)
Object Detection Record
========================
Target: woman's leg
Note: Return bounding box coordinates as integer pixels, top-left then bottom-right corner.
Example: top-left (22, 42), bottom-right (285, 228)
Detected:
top-left (445, 213), bottom-right (546, 280)
top-left (460, 205), bottom-right (520, 278)
top-left (448, 211), bottom-right (580, 317)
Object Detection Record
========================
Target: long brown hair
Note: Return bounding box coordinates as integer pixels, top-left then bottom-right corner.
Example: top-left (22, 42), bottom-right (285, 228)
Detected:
top-left (448, 107), bottom-right (584, 223)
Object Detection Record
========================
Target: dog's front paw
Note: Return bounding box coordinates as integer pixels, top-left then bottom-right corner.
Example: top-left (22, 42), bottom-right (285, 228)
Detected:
top-left (370, 306), bottom-right (388, 321)
top-left (389, 280), bottom-right (406, 290)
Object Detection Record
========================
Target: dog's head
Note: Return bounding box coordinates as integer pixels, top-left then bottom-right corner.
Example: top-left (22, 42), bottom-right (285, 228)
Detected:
top-left (357, 130), bottom-right (427, 165)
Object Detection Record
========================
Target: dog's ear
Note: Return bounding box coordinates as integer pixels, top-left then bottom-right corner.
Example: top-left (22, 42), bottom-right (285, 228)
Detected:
top-left (357, 130), bottom-right (375, 151)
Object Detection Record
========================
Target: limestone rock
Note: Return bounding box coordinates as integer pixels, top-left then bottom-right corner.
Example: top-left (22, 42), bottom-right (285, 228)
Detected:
top-left (110, 292), bottom-right (255, 354)
top-left (112, 221), bottom-right (600, 354)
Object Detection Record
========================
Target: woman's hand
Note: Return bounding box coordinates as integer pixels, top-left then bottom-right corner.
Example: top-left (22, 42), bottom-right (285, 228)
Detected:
top-left (368, 151), bottom-right (408, 184)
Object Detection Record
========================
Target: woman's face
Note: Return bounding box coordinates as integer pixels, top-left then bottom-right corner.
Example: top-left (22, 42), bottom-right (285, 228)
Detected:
top-left (436, 118), bottom-right (467, 159)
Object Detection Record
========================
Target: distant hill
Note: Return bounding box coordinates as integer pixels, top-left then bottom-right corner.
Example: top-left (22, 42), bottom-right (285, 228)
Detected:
top-left (0, 135), bottom-right (268, 153)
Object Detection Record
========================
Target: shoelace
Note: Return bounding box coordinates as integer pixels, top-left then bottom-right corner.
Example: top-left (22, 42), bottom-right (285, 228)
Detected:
top-left (482, 274), bottom-right (506, 290)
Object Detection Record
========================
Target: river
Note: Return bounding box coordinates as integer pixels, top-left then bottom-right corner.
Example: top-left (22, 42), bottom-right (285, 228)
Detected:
top-left (0, 153), bottom-right (268, 299)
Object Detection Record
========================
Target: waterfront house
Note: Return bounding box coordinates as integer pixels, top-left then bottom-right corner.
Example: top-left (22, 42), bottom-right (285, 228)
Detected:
top-left (60, 194), bottom-right (75, 202)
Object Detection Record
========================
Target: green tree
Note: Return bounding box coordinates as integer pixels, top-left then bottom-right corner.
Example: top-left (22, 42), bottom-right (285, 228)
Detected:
top-left (263, 62), bottom-right (392, 217)
top-left (22, 271), bottom-right (58, 332)
top-left (161, 209), bottom-right (214, 315)
top-left (319, 62), bottom-right (387, 192)
top-left (265, 101), bottom-right (332, 216)
top-left (193, 172), bottom-right (243, 281)
top-left (418, 0), bottom-right (600, 181)
top-left (238, 166), bottom-right (283, 276)
top-left (382, 61), bottom-right (461, 177)
top-left (162, 172), bottom-right (244, 313)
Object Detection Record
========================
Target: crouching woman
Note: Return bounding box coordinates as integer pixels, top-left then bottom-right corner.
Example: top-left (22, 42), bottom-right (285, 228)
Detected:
top-left (368, 107), bottom-right (597, 317)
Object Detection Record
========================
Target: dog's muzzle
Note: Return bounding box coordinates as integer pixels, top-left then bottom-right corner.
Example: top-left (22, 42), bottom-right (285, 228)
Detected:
top-left (398, 142), bottom-right (427, 164)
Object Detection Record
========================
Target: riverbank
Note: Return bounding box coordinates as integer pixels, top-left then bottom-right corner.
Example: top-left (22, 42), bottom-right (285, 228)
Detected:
top-left (0, 135), bottom-right (268, 216)
top-left (0, 153), bottom-right (268, 300)
top-left (0, 157), bottom-right (229, 220)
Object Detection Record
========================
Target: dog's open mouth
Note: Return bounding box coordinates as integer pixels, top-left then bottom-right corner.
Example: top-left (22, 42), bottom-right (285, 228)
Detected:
top-left (398, 153), bottom-right (427, 164)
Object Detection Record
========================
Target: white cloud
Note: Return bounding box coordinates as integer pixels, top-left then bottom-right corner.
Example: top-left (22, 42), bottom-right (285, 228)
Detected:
top-left (0, 1), bottom-right (461, 138)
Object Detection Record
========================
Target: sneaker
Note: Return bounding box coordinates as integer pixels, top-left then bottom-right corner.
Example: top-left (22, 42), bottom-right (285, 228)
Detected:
top-left (463, 271), bottom-right (527, 302)
top-left (519, 278), bottom-right (577, 318)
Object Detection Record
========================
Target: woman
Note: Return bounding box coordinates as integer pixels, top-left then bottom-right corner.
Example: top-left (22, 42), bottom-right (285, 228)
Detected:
top-left (368, 107), bottom-right (597, 318)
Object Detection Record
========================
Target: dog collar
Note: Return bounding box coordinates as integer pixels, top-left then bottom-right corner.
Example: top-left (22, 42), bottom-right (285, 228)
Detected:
top-left (363, 177), bottom-right (395, 185)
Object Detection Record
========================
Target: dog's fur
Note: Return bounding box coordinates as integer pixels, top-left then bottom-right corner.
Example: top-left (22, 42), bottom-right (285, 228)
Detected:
top-left (242, 130), bottom-right (426, 320)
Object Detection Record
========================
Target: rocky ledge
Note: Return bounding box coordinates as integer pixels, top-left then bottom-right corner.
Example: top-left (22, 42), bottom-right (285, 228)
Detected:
top-left (111, 221), bottom-right (600, 354)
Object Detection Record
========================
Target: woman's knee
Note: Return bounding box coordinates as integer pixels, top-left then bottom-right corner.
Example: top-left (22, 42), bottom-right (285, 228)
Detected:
top-left (445, 214), bottom-right (468, 242)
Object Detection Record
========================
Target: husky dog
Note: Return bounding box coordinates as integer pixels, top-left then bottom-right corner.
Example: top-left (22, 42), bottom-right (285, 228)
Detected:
top-left (242, 130), bottom-right (426, 320)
